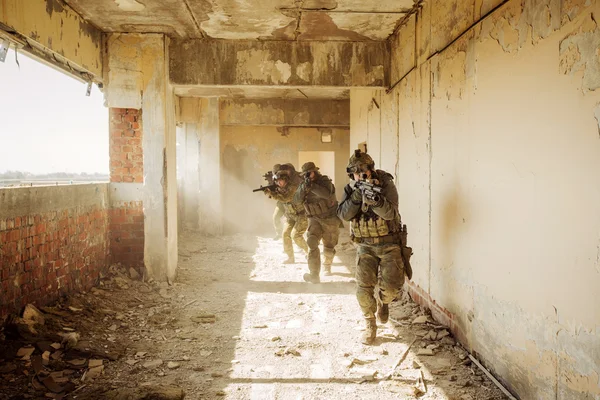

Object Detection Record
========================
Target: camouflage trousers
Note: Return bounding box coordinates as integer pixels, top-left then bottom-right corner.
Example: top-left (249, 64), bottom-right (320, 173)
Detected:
top-left (273, 202), bottom-right (285, 236)
top-left (283, 213), bottom-right (309, 257)
top-left (355, 243), bottom-right (405, 319)
top-left (306, 216), bottom-right (340, 275)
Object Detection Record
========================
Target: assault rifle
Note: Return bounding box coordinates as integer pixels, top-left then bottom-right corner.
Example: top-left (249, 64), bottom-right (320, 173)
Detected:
top-left (355, 179), bottom-right (382, 202)
top-left (253, 184), bottom-right (277, 193)
top-left (252, 170), bottom-right (277, 193)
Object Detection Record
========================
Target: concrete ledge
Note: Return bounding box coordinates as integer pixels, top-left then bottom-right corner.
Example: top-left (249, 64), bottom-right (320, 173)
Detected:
top-left (0, 184), bottom-right (109, 220)
top-left (108, 183), bottom-right (144, 205)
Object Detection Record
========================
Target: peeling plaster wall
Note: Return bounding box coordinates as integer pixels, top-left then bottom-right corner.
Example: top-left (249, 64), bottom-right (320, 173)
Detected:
top-left (221, 126), bottom-right (350, 234)
top-left (169, 40), bottom-right (388, 87)
top-left (352, 0), bottom-right (600, 398)
top-left (220, 99), bottom-right (350, 127)
top-left (0, 0), bottom-right (102, 77)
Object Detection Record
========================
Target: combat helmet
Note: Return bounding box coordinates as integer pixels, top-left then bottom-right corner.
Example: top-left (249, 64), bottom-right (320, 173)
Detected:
top-left (346, 149), bottom-right (374, 175)
top-left (301, 162), bottom-right (320, 174)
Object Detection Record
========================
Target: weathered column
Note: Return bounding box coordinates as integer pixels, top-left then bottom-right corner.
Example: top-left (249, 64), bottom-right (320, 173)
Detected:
top-left (105, 34), bottom-right (178, 282)
top-left (178, 98), bottom-right (223, 234)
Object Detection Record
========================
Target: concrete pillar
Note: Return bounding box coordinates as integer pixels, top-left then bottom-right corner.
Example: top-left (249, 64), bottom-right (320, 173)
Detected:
top-left (198, 98), bottom-right (222, 235)
top-left (177, 98), bottom-right (223, 234)
top-left (104, 34), bottom-right (178, 282)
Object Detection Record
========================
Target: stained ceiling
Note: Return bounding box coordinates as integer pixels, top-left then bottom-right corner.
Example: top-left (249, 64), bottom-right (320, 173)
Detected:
top-left (174, 86), bottom-right (350, 100)
top-left (64, 0), bottom-right (419, 41)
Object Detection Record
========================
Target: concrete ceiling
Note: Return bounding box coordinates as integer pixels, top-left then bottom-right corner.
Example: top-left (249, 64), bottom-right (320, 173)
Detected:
top-left (64, 0), bottom-right (418, 40)
top-left (174, 86), bottom-right (350, 100)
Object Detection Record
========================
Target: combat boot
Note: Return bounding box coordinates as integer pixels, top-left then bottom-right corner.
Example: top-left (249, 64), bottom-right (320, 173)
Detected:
top-left (283, 255), bottom-right (295, 264)
top-left (303, 273), bottom-right (320, 283)
top-left (376, 303), bottom-right (389, 324)
top-left (323, 265), bottom-right (332, 276)
top-left (362, 318), bottom-right (377, 345)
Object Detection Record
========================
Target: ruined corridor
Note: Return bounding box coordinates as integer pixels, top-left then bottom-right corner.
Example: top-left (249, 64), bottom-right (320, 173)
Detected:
top-left (1, 0), bottom-right (599, 399)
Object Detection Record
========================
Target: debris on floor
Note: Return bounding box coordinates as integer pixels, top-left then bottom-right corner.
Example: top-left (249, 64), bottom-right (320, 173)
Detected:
top-left (0, 234), bottom-right (509, 399)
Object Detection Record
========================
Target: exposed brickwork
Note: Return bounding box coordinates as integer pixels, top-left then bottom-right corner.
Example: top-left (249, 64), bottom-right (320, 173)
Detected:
top-left (405, 281), bottom-right (467, 347)
top-left (109, 108), bottom-right (143, 183)
top-left (109, 202), bottom-right (144, 271)
top-left (0, 207), bottom-right (109, 320)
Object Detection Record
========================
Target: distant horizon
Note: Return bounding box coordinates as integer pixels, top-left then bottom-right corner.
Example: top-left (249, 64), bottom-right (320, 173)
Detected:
top-left (0, 49), bottom-right (109, 174)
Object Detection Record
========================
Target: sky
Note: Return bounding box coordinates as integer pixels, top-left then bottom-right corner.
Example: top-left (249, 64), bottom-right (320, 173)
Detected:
top-left (0, 49), bottom-right (108, 174)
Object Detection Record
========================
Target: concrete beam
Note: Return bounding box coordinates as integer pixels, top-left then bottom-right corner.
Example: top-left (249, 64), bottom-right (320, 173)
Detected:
top-left (170, 40), bottom-right (388, 87)
top-left (218, 98), bottom-right (350, 127)
top-left (0, 0), bottom-right (102, 79)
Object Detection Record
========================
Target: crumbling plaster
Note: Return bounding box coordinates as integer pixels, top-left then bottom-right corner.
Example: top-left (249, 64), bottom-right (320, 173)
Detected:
top-left (350, 0), bottom-right (600, 398)
top-left (169, 40), bottom-right (388, 87)
top-left (0, 0), bottom-right (102, 77)
top-left (63, 0), bottom-right (417, 41)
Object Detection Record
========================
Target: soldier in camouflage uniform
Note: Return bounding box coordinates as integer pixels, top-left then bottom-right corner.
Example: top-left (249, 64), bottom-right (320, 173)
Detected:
top-left (265, 164), bottom-right (308, 263)
top-left (337, 150), bottom-right (406, 345)
top-left (294, 162), bottom-right (340, 283)
top-left (273, 202), bottom-right (285, 240)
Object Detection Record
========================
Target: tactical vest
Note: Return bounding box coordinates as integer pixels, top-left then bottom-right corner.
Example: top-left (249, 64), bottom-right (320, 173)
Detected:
top-left (350, 172), bottom-right (401, 242)
top-left (351, 211), bottom-right (400, 240)
top-left (304, 193), bottom-right (338, 218)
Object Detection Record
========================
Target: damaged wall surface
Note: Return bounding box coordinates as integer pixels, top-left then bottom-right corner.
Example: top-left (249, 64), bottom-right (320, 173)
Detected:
top-left (0, 0), bottom-right (103, 78)
top-left (351, 0), bottom-right (600, 398)
top-left (0, 185), bottom-right (110, 320)
top-left (170, 40), bottom-right (388, 87)
top-left (221, 126), bottom-right (349, 234)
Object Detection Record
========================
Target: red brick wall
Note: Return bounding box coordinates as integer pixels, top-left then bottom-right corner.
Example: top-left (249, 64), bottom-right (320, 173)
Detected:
top-left (109, 108), bottom-right (143, 183)
top-left (108, 202), bottom-right (144, 271)
top-left (406, 281), bottom-right (467, 347)
top-left (0, 203), bottom-right (109, 319)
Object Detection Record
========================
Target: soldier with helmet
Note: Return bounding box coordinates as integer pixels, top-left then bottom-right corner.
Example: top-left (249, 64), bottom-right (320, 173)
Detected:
top-left (294, 162), bottom-right (340, 283)
top-left (338, 150), bottom-right (409, 345)
top-left (264, 164), bottom-right (308, 263)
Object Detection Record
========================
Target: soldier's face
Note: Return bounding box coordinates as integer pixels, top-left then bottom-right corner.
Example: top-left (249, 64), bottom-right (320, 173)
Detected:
top-left (354, 170), bottom-right (371, 181)
top-left (309, 171), bottom-right (316, 180)
top-left (276, 178), bottom-right (287, 187)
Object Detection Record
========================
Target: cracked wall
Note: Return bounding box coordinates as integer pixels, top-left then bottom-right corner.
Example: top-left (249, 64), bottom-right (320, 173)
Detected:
top-left (352, 0), bottom-right (600, 398)
top-left (0, 0), bottom-right (102, 77)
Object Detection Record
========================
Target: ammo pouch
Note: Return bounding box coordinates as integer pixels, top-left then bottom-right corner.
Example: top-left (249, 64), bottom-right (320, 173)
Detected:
top-left (305, 197), bottom-right (336, 218)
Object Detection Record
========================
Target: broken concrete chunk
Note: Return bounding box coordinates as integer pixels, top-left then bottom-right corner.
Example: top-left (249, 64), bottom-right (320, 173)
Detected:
top-left (351, 355), bottom-right (378, 365)
top-left (23, 304), bottom-right (45, 325)
top-left (143, 359), bottom-right (163, 369)
top-left (50, 343), bottom-right (61, 350)
top-left (88, 359), bottom-right (103, 368)
top-left (85, 365), bottom-right (104, 380)
top-left (129, 267), bottom-right (141, 280)
top-left (416, 349), bottom-right (434, 356)
top-left (437, 330), bottom-right (450, 340)
top-left (17, 346), bottom-right (35, 359)
top-left (252, 324), bottom-right (268, 329)
top-left (352, 368), bottom-right (378, 380)
top-left (285, 348), bottom-right (301, 356)
top-left (126, 359), bottom-right (139, 366)
top-left (412, 316), bottom-right (428, 324)
top-left (67, 359), bottom-right (87, 367)
top-left (167, 362), bottom-right (180, 369)
top-left (270, 336), bottom-right (281, 342)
